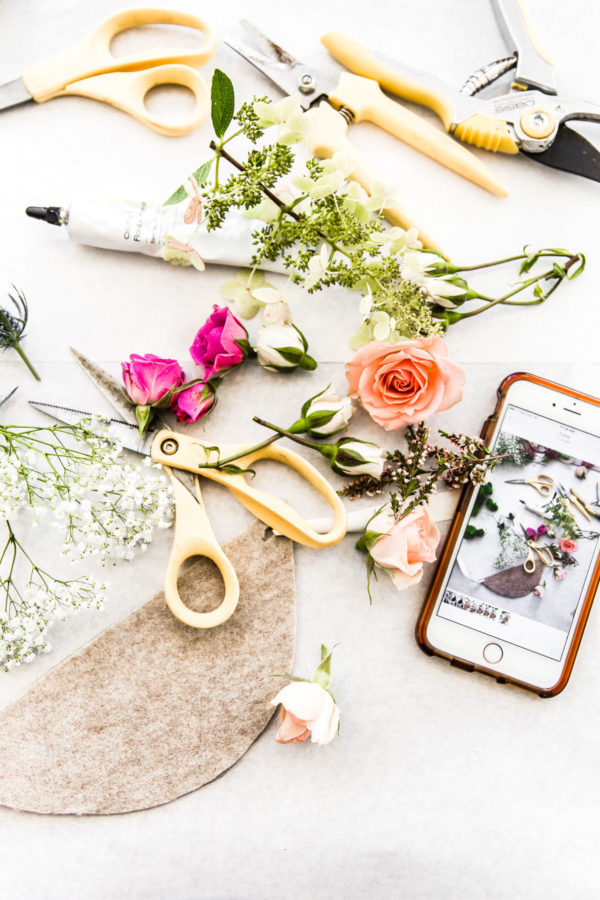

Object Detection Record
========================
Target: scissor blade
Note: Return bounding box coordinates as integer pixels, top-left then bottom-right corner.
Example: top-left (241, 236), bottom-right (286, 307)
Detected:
top-left (0, 76), bottom-right (33, 111)
top-left (70, 347), bottom-right (138, 426)
top-left (0, 387), bottom-right (18, 408)
top-left (28, 400), bottom-right (155, 456)
top-left (522, 124), bottom-right (600, 182)
top-left (225, 26), bottom-right (335, 109)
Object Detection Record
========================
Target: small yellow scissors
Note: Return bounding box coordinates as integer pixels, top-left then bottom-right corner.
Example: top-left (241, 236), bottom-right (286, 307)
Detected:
top-left (30, 350), bottom-right (347, 630)
top-left (0, 8), bottom-right (217, 135)
top-left (519, 524), bottom-right (555, 574)
top-left (505, 473), bottom-right (554, 496)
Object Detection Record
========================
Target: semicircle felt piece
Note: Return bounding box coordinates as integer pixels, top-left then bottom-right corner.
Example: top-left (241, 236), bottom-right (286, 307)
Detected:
top-left (0, 521), bottom-right (295, 816)
top-left (482, 559), bottom-right (542, 599)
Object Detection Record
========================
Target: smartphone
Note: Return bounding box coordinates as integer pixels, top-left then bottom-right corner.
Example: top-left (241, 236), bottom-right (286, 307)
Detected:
top-left (417, 373), bottom-right (600, 697)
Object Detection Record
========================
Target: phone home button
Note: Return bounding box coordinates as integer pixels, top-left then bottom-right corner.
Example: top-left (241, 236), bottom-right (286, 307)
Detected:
top-left (483, 643), bottom-right (503, 664)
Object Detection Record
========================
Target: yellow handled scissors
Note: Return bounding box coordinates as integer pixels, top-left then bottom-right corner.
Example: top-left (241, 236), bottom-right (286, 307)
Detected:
top-left (30, 349), bottom-right (347, 631)
top-left (0, 8), bottom-right (217, 136)
top-left (505, 474), bottom-right (554, 496)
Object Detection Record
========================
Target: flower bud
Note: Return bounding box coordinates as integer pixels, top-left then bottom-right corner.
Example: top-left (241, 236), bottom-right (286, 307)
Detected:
top-left (323, 437), bottom-right (384, 478)
top-left (255, 323), bottom-right (317, 372)
top-left (289, 387), bottom-right (353, 438)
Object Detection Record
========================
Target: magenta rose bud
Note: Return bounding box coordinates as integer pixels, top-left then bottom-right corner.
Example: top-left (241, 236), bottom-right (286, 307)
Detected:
top-left (121, 353), bottom-right (185, 406)
top-left (190, 305), bottom-right (248, 381)
top-left (172, 381), bottom-right (216, 423)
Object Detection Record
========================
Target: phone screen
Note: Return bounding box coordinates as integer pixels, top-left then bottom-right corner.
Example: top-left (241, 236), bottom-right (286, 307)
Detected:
top-left (437, 404), bottom-right (600, 660)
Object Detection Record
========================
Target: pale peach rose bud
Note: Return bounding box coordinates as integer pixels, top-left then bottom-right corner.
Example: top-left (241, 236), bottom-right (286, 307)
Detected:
top-left (366, 504), bottom-right (440, 591)
top-left (270, 681), bottom-right (340, 745)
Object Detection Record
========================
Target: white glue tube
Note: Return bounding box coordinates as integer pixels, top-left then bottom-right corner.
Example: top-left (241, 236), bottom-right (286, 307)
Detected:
top-left (25, 200), bottom-right (288, 274)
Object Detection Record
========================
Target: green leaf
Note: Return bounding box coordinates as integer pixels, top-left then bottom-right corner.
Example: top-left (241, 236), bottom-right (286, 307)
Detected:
top-left (164, 184), bottom-right (188, 207)
top-left (211, 69), bottom-right (235, 139)
top-left (192, 159), bottom-right (213, 186)
top-left (312, 644), bottom-right (336, 690)
top-left (219, 464), bottom-right (255, 477)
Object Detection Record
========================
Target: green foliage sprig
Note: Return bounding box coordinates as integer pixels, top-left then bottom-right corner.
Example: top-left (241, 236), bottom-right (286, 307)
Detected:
top-left (164, 70), bottom-right (585, 341)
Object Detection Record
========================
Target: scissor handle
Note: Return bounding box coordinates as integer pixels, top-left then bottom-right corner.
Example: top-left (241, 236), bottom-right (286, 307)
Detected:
top-left (164, 470), bottom-right (239, 629)
top-left (23, 8), bottom-right (217, 103)
top-left (60, 65), bottom-right (210, 136)
top-left (151, 430), bottom-right (347, 549)
top-left (307, 101), bottom-right (446, 255)
top-left (523, 550), bottom-right (537, 574)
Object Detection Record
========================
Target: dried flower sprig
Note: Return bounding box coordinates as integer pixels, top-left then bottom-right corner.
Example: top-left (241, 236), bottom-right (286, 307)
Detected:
top-left (339, 424), bottom-right (504, 506)
top-left (0, 287), bottom-right (40, 381)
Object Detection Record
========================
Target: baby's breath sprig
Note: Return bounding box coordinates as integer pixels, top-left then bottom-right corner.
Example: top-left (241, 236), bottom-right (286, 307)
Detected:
top-left (0, 417), bottom-right (174, 669)
top-left (339, 424), bottom-right (504, 506)
top-left (0, 286), bottom-right (40, 381)
top-left (0, 519), bottom-right (105, 671)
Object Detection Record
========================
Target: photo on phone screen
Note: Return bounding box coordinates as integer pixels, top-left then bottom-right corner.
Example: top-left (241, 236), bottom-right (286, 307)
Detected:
top-left (437, 404), bottom-right (600, 661)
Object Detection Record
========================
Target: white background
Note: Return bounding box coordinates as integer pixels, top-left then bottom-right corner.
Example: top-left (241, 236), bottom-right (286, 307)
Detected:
top-left (1, 1), bottom-right (600, 898)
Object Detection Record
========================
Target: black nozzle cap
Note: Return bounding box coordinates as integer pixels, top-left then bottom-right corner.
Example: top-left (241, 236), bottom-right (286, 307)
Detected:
top-left (26, 206), bottom-right (63, 225)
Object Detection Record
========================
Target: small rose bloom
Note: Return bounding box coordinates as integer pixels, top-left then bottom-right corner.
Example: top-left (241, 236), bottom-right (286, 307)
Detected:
top-left (172, 381), bottom-right (215, 423)
top-left (255, 323), bottom-right (316, 372)
top-left (575, 465), bottom-right (588, 479)
top-left (559, 538), bottom-right (577, 553)
top-left (534, 584), bottom-right (545, 598)
top-left (121, 354), bottom-right (184, 406)
top-left (346, 337), bottom-right (465, 430)
top-left (369, 505), bottom-right (440, 590)
top-left (270, 681), bottom-right (340, 745)
top-left (330, 438), bottom-right (384, 478)
top-left (190, 305), bottom-right (248, 380)
top-left (301, 390), bottom-right (353, 437)
top-left (537, 524), bottom-right (547, 536)
top-left (554, 567), bottom-right (567, 580)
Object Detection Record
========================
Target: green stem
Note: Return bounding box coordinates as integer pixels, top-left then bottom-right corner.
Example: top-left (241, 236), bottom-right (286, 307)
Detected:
top-left (435, 250), bottom-right (574, 274)
top-left (7, 338), bottom-right (40, 381)
top-left (253, 417), bottom-right (320, 451)
top-left (202, 432), bottom-right (281, 469)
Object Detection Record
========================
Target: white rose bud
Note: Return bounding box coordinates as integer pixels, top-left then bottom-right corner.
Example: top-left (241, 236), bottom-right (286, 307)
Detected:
top-left (328, 438), bottom-right (385, 478)
top-left (289, 387), bottom-right (353, 438)
top-left (255, 323), bottom-right (316, 372)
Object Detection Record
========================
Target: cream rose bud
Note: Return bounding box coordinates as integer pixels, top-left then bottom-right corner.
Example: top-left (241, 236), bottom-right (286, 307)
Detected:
top-left (255, 323), bottom-right (317, 372)
top-left (270, 681), bottom-right (340, 745)
top-left (329, 438), bottom-right (385, 478)
top-left (300, 391), bottom-right (353, 437)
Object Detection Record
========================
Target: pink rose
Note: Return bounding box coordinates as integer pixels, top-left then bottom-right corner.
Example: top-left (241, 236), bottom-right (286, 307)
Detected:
top-left (574, 465), bottom-right (587, 479)
top-left (369, 505), bottom-right (440, 590)
top-left (190, 305), bottom-right (248, 381)
top-left (270, 681), bottom-right (340, 745)
top-left (172, 381), bottom-right (215, 423)
top-left (121, 354), bottom-right (184, 406)
top-left (554, 567), bottom-right (567, 580)
top-left (559, 538), bottom-right (577, 553)
top-left (346, 337), bottom-right (465, 429)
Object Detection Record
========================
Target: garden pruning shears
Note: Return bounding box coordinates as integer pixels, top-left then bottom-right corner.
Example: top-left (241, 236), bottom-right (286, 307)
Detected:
top-left (224, 21), bottom-right (508, 254)
top-left (28, 350), bottom-right (346, 631)
top-left (322, 0), bottom-right (600, 181)
top-left (0, 8), bottom-right (217, 136)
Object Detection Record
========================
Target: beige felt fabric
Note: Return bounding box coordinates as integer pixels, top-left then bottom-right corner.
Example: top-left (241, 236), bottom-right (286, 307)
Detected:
top-left (0, 522), bottom-right (295, 816)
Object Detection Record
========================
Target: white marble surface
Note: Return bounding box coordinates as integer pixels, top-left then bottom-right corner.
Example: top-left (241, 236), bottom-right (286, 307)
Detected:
top-left (1, 1), bottom-right (600, 897)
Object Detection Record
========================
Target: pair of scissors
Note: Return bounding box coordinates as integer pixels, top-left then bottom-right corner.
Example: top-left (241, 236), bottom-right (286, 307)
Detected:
top-left (224, 22), bottom-right (507, 255)
top-left (28, 350), bottom-right (346, 630)
top-left (322, 0), bottom-right (600, 181)
top-left (556, 482), bottom-right (591, 522)
top-left (505, 473), bottom-right (553, 496)
top-left (0, 8), bottom-right (217, 136)
top-left (519, 525), bottom-right (555, 574)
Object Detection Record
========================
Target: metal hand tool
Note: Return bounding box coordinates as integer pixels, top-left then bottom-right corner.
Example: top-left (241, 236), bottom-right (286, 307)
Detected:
top-left (0, 8), bottom-right (217, 136)
top-left (225, 21), bottom-right (508, 252)
top-left (322, 0), bottom-right (600, 180)
top-left (505, 473), bottom-right (553, 496)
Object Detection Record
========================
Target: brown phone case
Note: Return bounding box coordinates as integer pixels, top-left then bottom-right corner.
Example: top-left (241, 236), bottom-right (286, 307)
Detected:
top-left (416, 371), bottom-right (600, 698)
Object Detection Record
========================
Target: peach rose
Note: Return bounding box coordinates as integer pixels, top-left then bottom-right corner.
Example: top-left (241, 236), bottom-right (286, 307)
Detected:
top-left (346, 337), bottom-right (465, 429)
top-left (270, 681), bottom-right (340, 745)
top-left (369, 505), bottom-right (440, 590)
